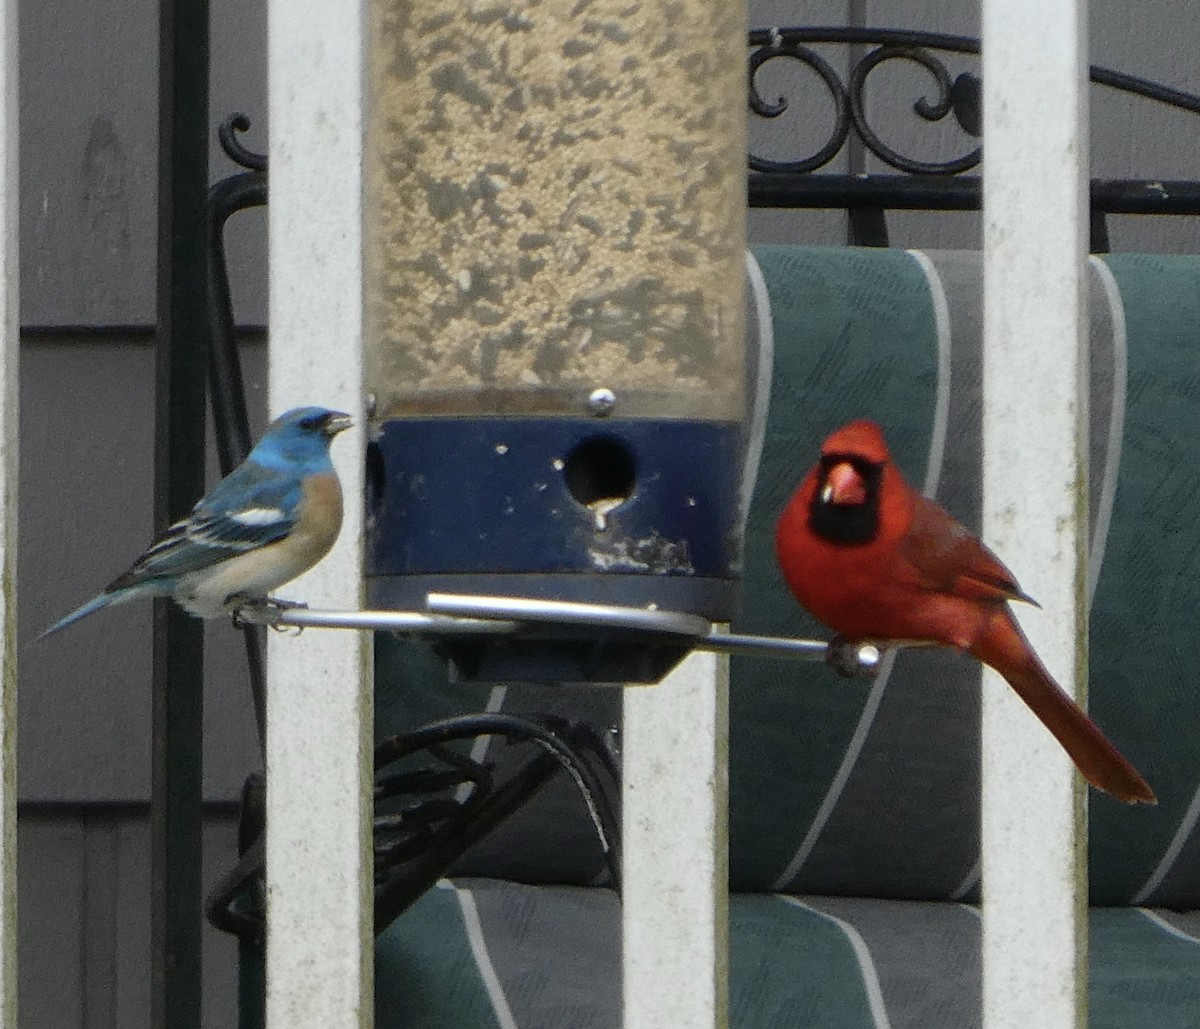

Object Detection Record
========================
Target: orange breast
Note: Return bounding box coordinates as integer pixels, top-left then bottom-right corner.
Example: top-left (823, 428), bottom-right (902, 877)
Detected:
top-left (299, 472), bottom-right (344, 553)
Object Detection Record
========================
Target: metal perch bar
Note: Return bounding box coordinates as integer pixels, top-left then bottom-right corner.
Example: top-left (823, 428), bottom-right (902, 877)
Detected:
top-left (234, 594), bottom-right (885, 673)
top-left (233, 605), bottom-right (522, 636)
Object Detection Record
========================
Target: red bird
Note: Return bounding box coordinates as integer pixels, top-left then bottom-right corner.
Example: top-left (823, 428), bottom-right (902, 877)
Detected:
top-left (775, 418), bottom-right (1155, 805)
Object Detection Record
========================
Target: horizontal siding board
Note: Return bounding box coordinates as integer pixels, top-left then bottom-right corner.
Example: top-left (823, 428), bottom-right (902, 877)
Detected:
top-left (18, 813), bottom-right (85, 1028)
top-left (20, 337), bottom-right (264, 802)
top-left (18, 810), bottom-right (240, 1029)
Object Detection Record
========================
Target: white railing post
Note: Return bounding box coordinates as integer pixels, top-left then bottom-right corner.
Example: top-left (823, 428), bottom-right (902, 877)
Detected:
top-left (981, 0), bottom-right (1090, 1026)
top-left (0, 0), bottom-right (16, 1022)
top-left (623, 651), bottom-right (730, 1029)
top-left (266, 2), bottom-right (373, 1027)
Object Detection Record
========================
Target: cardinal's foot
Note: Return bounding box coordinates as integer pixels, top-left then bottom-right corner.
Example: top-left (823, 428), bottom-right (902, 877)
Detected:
top-left (825, 637), bottom-right (882, 679)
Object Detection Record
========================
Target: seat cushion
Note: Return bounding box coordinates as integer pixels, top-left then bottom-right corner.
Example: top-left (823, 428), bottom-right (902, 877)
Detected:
top-left (365, 879), bottom-right (1200, 1028)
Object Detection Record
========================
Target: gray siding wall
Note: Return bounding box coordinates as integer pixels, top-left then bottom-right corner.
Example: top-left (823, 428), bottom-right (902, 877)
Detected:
top-left (20, 812), bottom-right (238, 1029)
top-left (17, 0), bottom-right (1200, 1025)
top-left (21, 0), bottom-right (267, 1022)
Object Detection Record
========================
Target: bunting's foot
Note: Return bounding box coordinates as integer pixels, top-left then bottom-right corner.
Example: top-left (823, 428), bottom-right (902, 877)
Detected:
top-left (230, 596), bottom-right (309, 632)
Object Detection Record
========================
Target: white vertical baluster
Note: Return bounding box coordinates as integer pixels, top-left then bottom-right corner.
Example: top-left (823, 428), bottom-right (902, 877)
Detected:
top-left (623, 650), bottom-right (730, 1029)
top-left (266, 1), bottom-right (373, 1026)
top-left (0, 0), bottom-right (16, 1022)
top-left (981, 0), bottom-right (1090, 1026)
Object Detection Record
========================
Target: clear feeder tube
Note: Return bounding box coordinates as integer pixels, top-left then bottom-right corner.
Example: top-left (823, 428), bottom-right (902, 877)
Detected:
top-left (365, 0), bottom-right (747, 421)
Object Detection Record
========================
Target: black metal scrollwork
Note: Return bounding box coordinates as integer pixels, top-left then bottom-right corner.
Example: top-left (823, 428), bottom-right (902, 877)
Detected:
top-left (208, 114), bottom-right (269, 740)
top-left (748, 26), bottom-right (1200, 180)
top-left (219, 112), bottom-right (267, 171)
top-left (749, 41), bottom-right (850, 174)
top-left (207, 713), bottom-right (621, 940)
top-left (848, 47), bottom-right (981, 174)
top-left (749, 29), bottom-right (982, 175)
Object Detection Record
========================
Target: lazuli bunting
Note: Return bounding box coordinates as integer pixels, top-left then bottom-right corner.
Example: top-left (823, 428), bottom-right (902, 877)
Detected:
top-left (40, 406), bottom-right (352, 638)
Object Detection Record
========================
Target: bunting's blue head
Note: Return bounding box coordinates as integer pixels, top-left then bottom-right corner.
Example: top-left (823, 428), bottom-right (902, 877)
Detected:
top-left (251, 406), bottom-right (353, 471)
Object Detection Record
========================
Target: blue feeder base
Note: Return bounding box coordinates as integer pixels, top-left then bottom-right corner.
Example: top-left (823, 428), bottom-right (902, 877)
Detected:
top-left (366, 416), bottom-right (743, 684)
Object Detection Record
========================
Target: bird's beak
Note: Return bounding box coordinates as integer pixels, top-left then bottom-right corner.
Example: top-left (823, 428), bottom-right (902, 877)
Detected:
top-left (822, 461), bottom-right (868, 506)
top-left (325, 412), bottom-right (353, 436)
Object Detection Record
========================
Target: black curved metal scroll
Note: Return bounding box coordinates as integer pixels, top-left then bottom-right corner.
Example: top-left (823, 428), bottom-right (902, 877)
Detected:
top-left (748, 27), bottom-right (1200, 248)
top-left (208, 113), bottom-right (268, 742)
top-left (206, 714), bottom-right (621, 940)
top-left (209, 112), bottom-right (265, 485)
top-left (749, 29), bottom-right (983, 177)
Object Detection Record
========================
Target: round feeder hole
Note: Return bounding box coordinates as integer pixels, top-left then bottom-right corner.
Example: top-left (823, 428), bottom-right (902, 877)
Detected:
top-left (563, 436), bottom-right (636, 516)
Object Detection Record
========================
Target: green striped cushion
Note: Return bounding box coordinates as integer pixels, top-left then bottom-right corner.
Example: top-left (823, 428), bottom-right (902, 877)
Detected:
top-left (243, 882), bottom-right (1200, 1027)
top-left (360, 881), bottom-right (1199, 1028)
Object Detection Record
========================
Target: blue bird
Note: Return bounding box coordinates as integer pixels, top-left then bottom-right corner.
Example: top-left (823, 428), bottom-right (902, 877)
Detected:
top-left (40, 406), bottom-right (352, 638)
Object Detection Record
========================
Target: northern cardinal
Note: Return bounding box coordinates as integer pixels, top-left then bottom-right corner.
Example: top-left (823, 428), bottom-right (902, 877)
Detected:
top-left (775, 418), bottom-right (1155, 805)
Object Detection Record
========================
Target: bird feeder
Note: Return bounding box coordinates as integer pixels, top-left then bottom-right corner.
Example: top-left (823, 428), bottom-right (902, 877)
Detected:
top-left (362, 0), bottom-right (747, 682)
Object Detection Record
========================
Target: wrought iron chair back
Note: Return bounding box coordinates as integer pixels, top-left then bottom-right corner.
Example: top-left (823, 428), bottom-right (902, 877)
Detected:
top-left (748, 27), bottom-right (1200, 249)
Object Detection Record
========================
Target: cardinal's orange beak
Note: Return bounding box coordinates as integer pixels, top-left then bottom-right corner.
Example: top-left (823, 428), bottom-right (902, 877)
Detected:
top-left (821, 461), bottom-right (868, 506)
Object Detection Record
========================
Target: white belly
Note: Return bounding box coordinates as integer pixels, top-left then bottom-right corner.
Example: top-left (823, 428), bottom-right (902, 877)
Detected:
top-left (174, 529), bottom-right (338, 618)
top-left (174, 471), bottom-right (343, 618)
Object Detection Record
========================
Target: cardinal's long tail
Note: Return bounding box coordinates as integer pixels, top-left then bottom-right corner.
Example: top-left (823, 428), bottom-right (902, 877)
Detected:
top-left (970, 609), bottom-right (1156, 805)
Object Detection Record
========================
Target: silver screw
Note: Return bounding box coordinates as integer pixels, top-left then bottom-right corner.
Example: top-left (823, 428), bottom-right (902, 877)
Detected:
top-left (588, 388), bottom-right (616, 417)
